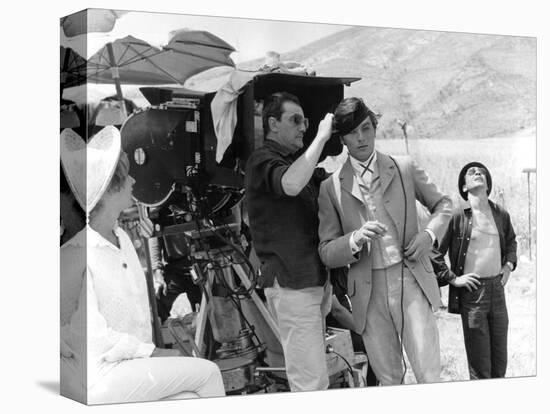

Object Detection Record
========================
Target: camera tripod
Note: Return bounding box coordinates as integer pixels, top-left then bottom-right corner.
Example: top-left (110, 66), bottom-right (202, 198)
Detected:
top-left (191, 246), bottom-right (281, 356)
top-left (154, 220), bottom-right (287, 394)
top-left (133, 204), bottom-right (358, 393)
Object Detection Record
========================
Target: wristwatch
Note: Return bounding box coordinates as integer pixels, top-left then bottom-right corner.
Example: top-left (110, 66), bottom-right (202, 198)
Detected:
top-left (505, 262), bottom-right (514, 271)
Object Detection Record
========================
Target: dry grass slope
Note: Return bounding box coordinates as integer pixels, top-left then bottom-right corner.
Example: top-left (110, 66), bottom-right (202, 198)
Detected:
top-left (231, 27), bottom-right (536, 142)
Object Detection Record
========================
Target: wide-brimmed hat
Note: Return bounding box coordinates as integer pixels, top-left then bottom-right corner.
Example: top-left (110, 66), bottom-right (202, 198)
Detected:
top-left (60, 126), bottom-right (121, 214)
top-left (458, 161), bottom-right (492, 200)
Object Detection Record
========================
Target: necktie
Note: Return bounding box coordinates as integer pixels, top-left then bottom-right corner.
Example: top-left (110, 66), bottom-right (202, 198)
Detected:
top-left (360, 163), bottom-right (373, 177)
top-left (359, 156), bottom-right (375, 191)
top-left (360, 153), bottom-right (375, 177)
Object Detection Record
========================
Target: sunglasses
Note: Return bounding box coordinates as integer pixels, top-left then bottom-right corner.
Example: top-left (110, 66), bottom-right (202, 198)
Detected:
top-left (466, 167), bottom-right (487, 176)
top-left (284, 113), bottom-right (309, 129)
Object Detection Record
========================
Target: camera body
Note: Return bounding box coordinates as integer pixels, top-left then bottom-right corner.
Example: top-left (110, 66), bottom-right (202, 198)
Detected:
top-left (121, 72), bottom-right (359, 215)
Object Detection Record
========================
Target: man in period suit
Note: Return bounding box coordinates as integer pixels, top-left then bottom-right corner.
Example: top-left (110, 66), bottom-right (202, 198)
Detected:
top-left (318, 97), bottom-right (452, 384)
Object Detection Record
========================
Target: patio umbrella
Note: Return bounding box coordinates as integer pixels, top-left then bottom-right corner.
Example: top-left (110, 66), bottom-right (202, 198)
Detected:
top-left (166, 29), bottom-right (236, 70)
top-left (86, 31), bottom-right (236, 89)
top-left (87, 35), bottom-right (188, 88)
top-left (82, 31), bottom-right (236, 122)
top-left (61, 9), bottom-right (127, 37)
top-left (60, 46), bottom-right (87, 95)
top-left (63, 30), bottom-right (235, 135)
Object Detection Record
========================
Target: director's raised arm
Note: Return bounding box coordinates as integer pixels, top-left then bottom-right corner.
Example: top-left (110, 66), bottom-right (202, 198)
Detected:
top-left (281, 113), bottom-right (333, 196)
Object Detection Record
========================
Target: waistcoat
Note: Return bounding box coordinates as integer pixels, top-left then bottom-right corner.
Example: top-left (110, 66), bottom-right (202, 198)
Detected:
top-left (360, 172), bottom-right (403, 269)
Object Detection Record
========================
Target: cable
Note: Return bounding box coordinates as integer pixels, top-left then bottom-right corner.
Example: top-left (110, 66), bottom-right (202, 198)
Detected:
top-left (390, 156), bottom-right (408, 385)
top-left (172, 188), bottom-right (265, 351)
top-left (326, 345), bottom-right (354, 386)
top-left (203, 221), bottom-right (258, 298)
top-left (219, 222), bottom-right (257, 277)
top-left (191, 203), bottom-right (263, 342)
top-left (227, 294), bottom-right (263, 347)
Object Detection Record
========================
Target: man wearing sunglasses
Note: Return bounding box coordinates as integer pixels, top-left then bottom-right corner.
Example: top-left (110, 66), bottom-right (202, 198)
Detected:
top-left (244, 92), bottom-right (334, 391)
top-left (435, 162), bottom-right (517, 379)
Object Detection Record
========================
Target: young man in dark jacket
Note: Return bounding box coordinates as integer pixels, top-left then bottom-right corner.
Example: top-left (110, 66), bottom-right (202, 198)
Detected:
top-left (436, 161), bottom-right (517, 379)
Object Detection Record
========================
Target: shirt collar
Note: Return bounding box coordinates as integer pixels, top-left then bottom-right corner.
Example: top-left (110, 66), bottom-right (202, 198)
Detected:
top-left (463, 199), bottom-right (496, 214)
top-left (61, 227), bottom-right (86, 248)
top-left (349, 150), bottom-right (377, 176)
top-left (63, 224), bottom-right (122, 250)
top-left (264, 139), bottom-right (295, 158)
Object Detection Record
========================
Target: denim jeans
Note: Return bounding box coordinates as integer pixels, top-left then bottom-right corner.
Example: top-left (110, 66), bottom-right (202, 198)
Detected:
top-left (460, 274), bottom-right (508, 379)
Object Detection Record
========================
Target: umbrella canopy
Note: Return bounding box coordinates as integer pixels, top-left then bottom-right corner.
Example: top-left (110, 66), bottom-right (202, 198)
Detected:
top-left (61, 9), bottom-right (127, 37)
top-left (66, 31), bottom-right (235, 129)
top-left (86, 32), bottom-right (236, 86)
top-left (60, 46), bottom-right (87, 90)
top-left (166, 29), bottom-right (236, 68)
top-left (87, 36), bottom-right (184, 85)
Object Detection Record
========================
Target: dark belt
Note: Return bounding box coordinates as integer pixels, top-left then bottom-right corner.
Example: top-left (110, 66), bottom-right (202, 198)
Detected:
top-left (477, 273), bottom-right (503, 283)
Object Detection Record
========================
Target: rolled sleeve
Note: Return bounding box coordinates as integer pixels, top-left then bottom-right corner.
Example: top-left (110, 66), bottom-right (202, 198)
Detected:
top-left (431, 249), bottom-right (456, 287)
top-left (267, 162), bottom-right (289, 197)
top-left (247, 151), bottom-right (290, 197)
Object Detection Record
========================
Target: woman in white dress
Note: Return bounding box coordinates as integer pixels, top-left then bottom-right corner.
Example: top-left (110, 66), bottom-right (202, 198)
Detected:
top-left (60, 126), bottom-right (225, 404)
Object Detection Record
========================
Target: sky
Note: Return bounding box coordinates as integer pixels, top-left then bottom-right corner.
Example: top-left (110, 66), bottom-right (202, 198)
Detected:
top-left (61, 10), bottom-right (350, 63)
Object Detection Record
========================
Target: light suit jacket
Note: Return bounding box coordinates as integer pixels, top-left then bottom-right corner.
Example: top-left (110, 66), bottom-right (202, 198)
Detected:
top-left (318, 152), bottom-right (452, 334)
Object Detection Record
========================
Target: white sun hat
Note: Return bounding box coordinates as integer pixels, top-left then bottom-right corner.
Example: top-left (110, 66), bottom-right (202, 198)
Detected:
top-left (60, 126), bottom-right (121, 215)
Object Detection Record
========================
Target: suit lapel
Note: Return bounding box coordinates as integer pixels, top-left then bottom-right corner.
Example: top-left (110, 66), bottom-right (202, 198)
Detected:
top-left (377, 152), bottom-right (396, 195)
top-left (338, 158), bottom-right (367, 227)
top-left (340, 158), bottom-right (365, 205)
top-left (377, 152), bottom-right (405, 242)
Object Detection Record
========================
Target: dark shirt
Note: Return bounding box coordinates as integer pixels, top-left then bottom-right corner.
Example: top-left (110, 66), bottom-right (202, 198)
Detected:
top-left (244, 139), bottom-right (328, 289)
top-left (329, 267), bottom-right (349, 306)
top-left (434, 200), bottom-right (517, 313)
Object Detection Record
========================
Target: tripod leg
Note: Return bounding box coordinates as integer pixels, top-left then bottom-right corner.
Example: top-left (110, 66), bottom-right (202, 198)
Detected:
top-left (134, 204), bottom-right (163, 347)
top-left (141, 236), bottom-right (164, 347)
top-left (232, 263), bottom-right (281, 342)
top-left (194, 292), bottom-right (208, 356)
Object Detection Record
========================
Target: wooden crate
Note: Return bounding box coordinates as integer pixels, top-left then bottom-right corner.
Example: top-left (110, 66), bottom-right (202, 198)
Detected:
top-left (325, 327), bottom-right (355, 377)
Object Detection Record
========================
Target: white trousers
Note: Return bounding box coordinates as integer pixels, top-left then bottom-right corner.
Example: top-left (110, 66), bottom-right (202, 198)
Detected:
top-left (361, 262), bottom-right (441, 385)
top-left (82, 356), bottom-right (225, 404)
top-left (264, 280), bottom-right (332, 392)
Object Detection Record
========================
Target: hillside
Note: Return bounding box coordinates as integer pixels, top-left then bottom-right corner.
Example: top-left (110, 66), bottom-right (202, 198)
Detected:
top-left (190, 26), bottom-right (536, 140)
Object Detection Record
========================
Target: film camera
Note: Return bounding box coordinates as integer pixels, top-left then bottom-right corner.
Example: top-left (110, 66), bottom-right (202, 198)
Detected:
top-left (122, 72), bottom-right (359, 210)
top-left (120, 72), bottom-right (360, 393)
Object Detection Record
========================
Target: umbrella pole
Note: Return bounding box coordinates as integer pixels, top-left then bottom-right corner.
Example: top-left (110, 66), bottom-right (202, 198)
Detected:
top-left (106, 42), bottom-right (128, 119)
